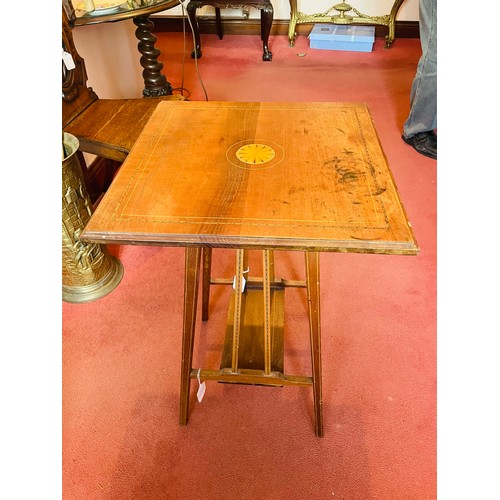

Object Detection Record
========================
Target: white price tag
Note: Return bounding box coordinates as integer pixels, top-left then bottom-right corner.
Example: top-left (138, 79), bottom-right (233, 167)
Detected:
top-left (232, 267), bottom-right (249, 292)
top-left (232, 275), bottom-right (247, 292)
top-left (62, 50), bottom-right (75, 70)
top-left (196, 369), bottom-right (206, 403)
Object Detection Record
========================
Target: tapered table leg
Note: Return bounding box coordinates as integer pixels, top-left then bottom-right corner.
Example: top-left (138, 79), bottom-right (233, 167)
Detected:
top-left (179, 246), bottom-right (202, 425)
top-left (305, 251), bottom-right (323, 437)
top-left (202, 247), bottom-right (212, 321)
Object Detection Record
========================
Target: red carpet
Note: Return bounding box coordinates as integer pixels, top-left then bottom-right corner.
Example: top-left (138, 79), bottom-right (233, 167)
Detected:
top-left (63, 32), bottom-right (436, 499)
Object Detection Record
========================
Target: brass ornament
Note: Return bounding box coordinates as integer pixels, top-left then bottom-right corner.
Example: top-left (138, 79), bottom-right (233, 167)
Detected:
top-left (62, 133), bottom-right (123, 303)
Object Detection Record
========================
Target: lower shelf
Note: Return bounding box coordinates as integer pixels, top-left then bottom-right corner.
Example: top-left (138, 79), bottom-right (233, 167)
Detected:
top-left (221, 285), bottom-right (285, 381)
top-left (189, 281), bottom-right (312, 387)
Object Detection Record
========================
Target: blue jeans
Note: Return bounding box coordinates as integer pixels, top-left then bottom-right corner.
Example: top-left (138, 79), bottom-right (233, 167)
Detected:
top-left (403, 0), bottom-right (437, 137)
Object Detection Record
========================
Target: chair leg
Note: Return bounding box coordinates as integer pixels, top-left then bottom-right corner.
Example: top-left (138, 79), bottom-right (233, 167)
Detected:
top-left (187, 3), bottom-right (202, 59)
top-left (260, 6), bottom-right (273, 61)
top-left (215, 7), bottom-right (223, 39)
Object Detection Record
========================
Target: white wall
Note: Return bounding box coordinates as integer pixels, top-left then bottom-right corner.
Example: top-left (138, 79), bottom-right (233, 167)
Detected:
top-left (158, 0), bottom-right (418, 21)
top-left (73, 20), bottom-right (145, 98)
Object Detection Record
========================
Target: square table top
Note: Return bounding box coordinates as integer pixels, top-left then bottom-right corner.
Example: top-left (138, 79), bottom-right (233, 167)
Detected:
top-left (81, 101), bottom-right (418, 255)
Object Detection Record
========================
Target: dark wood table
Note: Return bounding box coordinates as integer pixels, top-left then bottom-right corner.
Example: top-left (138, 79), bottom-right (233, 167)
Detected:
top-left (81, 101), bottom-right (419, 436)
top-left (67, 0), bottom-right (179, 96)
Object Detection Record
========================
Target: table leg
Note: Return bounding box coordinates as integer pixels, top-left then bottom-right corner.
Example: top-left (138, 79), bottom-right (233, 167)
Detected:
top-left (133, 15), bottom-right (173, 97)
top-left (386, 0), bottom-right (406, 47)
top-left (179, 246), bottom-right (202, 425)
top-left (305, 251), bottom-right (323, 437)
top-left (202, 247), bottom-right (212, 321)
top-left (287, 0), bottom-right (298, 47)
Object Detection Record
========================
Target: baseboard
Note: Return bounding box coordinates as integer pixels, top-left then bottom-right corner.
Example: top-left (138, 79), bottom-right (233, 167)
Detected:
top-left (152, 18), bottom-right (419, 39)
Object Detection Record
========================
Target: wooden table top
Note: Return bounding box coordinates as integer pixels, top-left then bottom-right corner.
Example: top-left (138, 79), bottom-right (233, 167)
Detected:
top-left (72, 0), bottom-right (178, 26)
top-left (81, 101), bottom-right (418, 255)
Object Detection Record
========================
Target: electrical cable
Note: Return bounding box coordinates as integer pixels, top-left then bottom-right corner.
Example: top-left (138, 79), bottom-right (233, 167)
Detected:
top-left (170, 0), bottom-right (209, 101)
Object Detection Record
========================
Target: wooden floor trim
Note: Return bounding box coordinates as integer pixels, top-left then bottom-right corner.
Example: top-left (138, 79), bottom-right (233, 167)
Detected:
top-left (152, 18), bottom-right (419, 39)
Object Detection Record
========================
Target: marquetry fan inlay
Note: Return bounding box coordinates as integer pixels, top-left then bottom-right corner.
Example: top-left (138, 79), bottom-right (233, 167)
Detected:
top-left (236, 144), bottom-right (275, 164)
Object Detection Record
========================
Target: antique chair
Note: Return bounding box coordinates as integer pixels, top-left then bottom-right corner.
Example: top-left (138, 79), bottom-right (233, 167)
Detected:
top-left (186, 0), bottom-right (273, 61)
top-left (62, 3), bottom-right (184, 202)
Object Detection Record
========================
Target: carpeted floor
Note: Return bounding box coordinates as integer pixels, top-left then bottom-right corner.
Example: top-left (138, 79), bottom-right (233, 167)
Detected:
top-left (62, 31), bottom-right (436, 499)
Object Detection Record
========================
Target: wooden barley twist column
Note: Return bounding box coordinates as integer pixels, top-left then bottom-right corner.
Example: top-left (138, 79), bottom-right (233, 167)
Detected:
top-left (133, 15), bottom-right (172, 97)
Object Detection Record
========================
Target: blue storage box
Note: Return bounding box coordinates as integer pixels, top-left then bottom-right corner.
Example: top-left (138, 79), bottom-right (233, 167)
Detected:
top-left (309, 24), bottom-right (375, 52)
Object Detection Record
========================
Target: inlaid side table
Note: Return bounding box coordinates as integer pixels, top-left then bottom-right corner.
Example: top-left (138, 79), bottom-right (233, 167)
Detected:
top-left (81, 101), bottom-right (418, 436)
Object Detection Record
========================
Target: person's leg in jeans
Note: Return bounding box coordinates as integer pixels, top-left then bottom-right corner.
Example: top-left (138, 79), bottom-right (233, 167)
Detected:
top-left (402, 0), bottom-right (437, 159)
